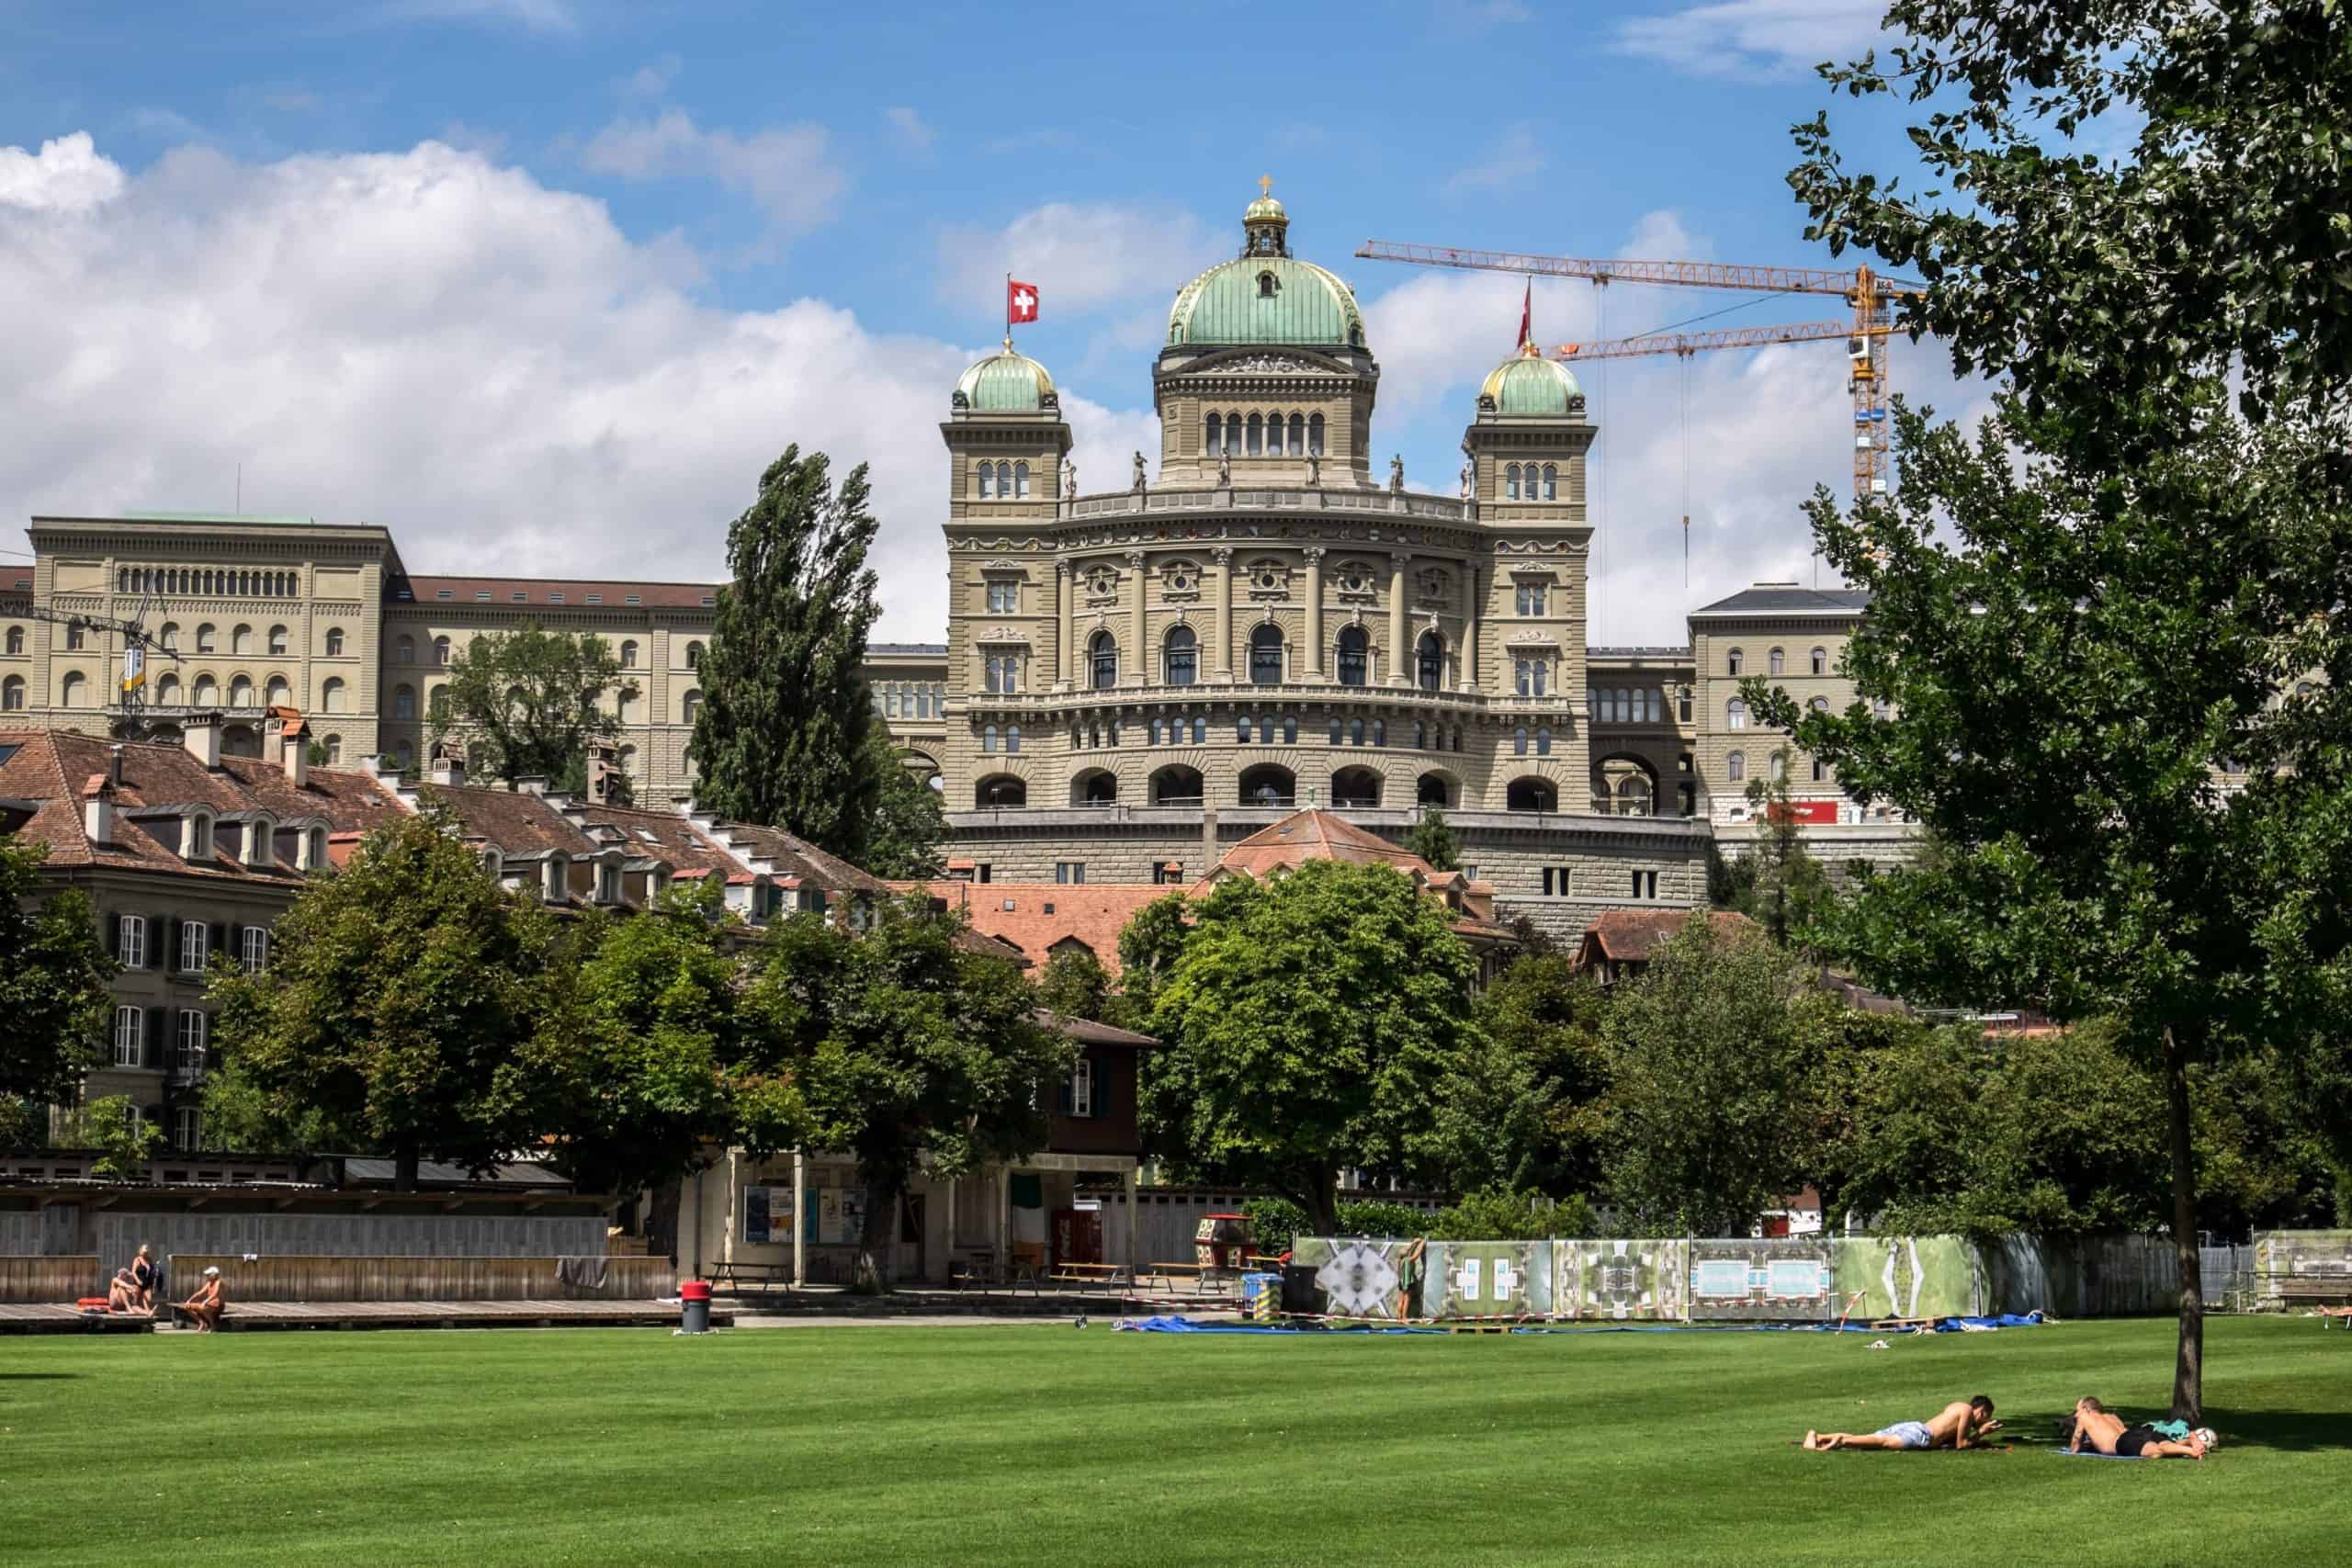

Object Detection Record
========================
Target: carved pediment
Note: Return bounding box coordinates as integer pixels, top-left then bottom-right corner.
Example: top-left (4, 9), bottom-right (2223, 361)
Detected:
top-left (1181, 346), bottom-right (1352, 378)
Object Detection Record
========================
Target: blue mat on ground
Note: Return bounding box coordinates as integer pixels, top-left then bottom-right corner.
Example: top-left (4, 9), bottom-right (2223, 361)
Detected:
top-left (1114, 1315), bottom-right (1446, 1335)
top-left (1932, 1312), bottom-right (2047, 1331)
top-left (1114, 1312), bottom-right (2049, 1336)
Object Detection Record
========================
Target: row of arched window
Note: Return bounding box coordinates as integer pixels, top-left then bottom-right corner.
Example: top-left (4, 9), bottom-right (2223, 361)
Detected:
top-left (973, 460), bottom-right (1032, 500)
top-left (117, 568), bottom-right (298, 598)
top-left (1204, 411), bottom-right (1326, 458)
top-left (1511, 726), bottom-right (1555, 757)
top-left (1724, 646), bottom-right (1831, 677)
top-left (1503, 464), bottom-right (1558, 501)
top-left (385, 635), bottom-right (701, 670)
top-left (151, 623), bottom-right (304, 657)
top-left (978, 724), bottom-right (1023, 754)
top-left (982, 767), bottom-right (1562, 813)
top-left (1080, 624), bottom-right (1455, 691)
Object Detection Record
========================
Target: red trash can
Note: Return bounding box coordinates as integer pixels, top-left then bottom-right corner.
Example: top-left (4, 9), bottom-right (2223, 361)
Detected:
top-left (679, 1278), bottom-right (713, 1335)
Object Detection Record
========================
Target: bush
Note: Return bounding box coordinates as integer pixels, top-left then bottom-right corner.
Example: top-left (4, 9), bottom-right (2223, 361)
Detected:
top-left (1427, 1187), bottom-right (1597, 1240)
top-left (1240, 1196), bottom-right (1437, 1255)
top-left (85, 1095), bottom-right (161, 1181)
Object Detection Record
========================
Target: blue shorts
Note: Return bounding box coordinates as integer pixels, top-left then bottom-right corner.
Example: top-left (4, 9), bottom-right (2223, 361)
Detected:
top-left (1876, 1421), bottom-right (1934, 1450)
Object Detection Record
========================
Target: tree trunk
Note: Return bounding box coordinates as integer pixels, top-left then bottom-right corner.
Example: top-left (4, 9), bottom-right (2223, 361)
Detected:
top-left (2162, 1023), bottom-right (2204, 1424)
top-left (394, 1141), bottom-right (420, 1192)
top-left (645, 1177), bottom-right (683, 1265)
top-left (1298, 1166), bottom-right (1339, 1236)
top-left (854, 1172), bottom-right (898, 1294)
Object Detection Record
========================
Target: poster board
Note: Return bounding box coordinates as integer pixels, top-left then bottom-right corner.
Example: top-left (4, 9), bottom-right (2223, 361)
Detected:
top-left (1555, 1239), bottom-right (1688, 1321)
top-left (1422, 1240), bottom-right (1552, 1319)
top-left (1687, 1237), bottom-right (1835, 1321)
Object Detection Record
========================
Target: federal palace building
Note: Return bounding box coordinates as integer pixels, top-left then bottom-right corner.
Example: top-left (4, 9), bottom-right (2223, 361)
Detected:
top-left (1, 189), bottom-right (1916, 937)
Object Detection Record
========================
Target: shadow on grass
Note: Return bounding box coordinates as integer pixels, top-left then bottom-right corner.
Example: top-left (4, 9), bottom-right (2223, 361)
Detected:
top-left (0, 1372), bottom-right (84, 1381)
top-left (2207, 1410), bottom-right (2348, 1452)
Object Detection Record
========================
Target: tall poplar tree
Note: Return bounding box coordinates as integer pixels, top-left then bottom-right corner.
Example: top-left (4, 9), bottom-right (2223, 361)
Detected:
top-left (0, 837), bottom-right (115, 1134)
top-left (689, 446), bottom-right (885, 859)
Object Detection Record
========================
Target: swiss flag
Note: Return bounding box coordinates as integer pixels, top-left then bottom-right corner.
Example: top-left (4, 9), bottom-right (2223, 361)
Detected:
top-left (1007, 279), bottom-right (1040, 325)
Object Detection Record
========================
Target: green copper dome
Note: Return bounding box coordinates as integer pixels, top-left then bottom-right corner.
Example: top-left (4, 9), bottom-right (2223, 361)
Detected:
top-left (1166, 185), bottom-right (1365, 349)
top-left (1479, 349), bottom-right (1582, 416)
top-left (954, 345), bottom-right (1057, 412)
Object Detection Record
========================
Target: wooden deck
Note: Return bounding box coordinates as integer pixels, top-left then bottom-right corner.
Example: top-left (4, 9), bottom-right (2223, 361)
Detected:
top-left (0, 1299), bottom-right (728, 1335)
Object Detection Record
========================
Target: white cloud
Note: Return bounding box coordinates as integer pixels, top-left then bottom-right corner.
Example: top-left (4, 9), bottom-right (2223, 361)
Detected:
top-left (1617, 208), bottom-right (1709, 262)
top-left (379, 0), bottom-right (576, 30)
top-left (1447, 123), bottom-right (1547, 194)
top-left (935, 201), bottom-right (1220, 323)
top-left (617, 55), bottom-right (681, 100)
top-left (582, 109), bottom-right (846, 235)
top-left (0, 132), bottom-right (126, 214)
top-left (0, 133), bottom-right (1158, 641)
top-left (883, 107), bottom-right (933, 152)
top-left (1613, 0), bottom-right (1888, 81)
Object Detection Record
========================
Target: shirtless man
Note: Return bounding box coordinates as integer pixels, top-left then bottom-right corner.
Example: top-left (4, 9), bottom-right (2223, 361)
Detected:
top-left (175, 1267), bottom-right (225, 1333)
top-left (1804, 1394), bottom-right (1998, 1451)
top-left (2068, 1397), bottom-right (2208, 1460)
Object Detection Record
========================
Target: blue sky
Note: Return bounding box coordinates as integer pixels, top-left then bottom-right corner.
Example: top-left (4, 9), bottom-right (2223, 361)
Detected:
top-left (0, 0), bottom-right (1981, 644)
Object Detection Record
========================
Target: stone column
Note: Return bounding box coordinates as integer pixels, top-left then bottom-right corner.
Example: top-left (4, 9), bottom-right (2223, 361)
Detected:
top-left (1126, 550), bottom-right (1148, 687)
top-left (1211, 545), bottom-right (1234, 682)
top-left (1055, 560), bottom-right (1073, 690)
top-left (1302, 547), bottom-right (1326, 678)
top-left (791, 1146), bottom-right (807, 1289)
top-left (1464, 565), bottom-right (1481, 692)
top-left (1387, 552), bottom-right (1411, 688)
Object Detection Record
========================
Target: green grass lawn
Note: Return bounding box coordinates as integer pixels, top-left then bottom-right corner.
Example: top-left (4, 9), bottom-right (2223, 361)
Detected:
top-left (2, 1316), bottom-right (2344, 1565)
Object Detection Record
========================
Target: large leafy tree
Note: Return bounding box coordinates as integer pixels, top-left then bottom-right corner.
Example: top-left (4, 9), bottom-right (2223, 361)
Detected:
top-left (1782, 0), bottom-right (2352, 1420)
top-left (1435, 953), bottom-right (1611, 1200)
top-left (857, 721), bottom-right (946, 880)
top-left (1142, 862), bottom-right (1480, 1234)
top-left (207, 810), bottom-right (558, 1188)
top-left (1601, 915), bottom-right (1820, 1237)
top-left (428, 623), bottom-right (636, 788)
top-left (752, 896), bottom-right (1065, 1289)
top-left (0, 837), bottom-right (115, 1136)
top-left (690, 446), bottom-right (886, 860)
top-left (1406, 807), bottom-right (1460, 872)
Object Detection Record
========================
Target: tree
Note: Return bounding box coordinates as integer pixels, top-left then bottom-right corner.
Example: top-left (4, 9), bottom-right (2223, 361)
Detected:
top-left (83, 1095), bottom-right (162, 1180)
top-left (1601, 914), bottom-right (1818, 1237)
top-left (857, 721), bottom-right (945, 880)
top-left (207, 809), bottom-right (558, 1189)
top-left (1114, 890), bottom-right (1193, 1026)
top-left (0, 836), bottom-right (115, 1118)
top-left (1406, 806), bottom-right (1460, 872)
top-left (690, 446), bottom-right (887, 860)
top-left (1728, 755), bottom-right (1838, 953)
top-left (1440, 953), bottom-right (1612, 1199)
top-left (428, 623), bottom-right (636, 788)
top-left (520, 880), bottom-right (801, 1255)
top-left (1142, 862), bottom-right (1480, 1234)
top-left (752, 896), bottom-right (1065, 1290)
top-left (1035, 944), bottom-right (1114, 1024)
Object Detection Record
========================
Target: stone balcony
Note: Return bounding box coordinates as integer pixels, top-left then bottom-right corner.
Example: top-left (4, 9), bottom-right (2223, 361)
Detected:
top-left (1054, 485), bottom-right (1477, 525)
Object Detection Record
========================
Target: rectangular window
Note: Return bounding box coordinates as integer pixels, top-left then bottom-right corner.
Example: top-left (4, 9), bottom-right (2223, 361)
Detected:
top-left (1068, 1057), bottom-right (1094, 1117)
top-left (435, 589), bottom-right (454, 601)
top-left (1631, 871), bottom-right (1658, 899)
top-left (179, 920), bottom-right (208, 973)
top-left (173, 1106), bottom-right (202, 1153)
top-left (176, 1010), bottom-right (208, 1072)
top-left (1540, 867), bottom-right (1573, 897)
top-left (1516, 582), bottom-right (1548, 616)
top-left (548, 592), bottom-right (564, 604)
top-left (986, 580), bottom-right (1017, 614)
top-left (113, 1006), bottom-right (143, 1067)
top-left (475, 591), bottom-right (492, 601)
top-left (241, 926), bottom-right (269, 974)
top-left (585, 593), bottom-right (603, 604)
top-left (1055, 862), bottom-right (1087, 886)
top-left (118, 914), bottom-right (146, 971)
top-left (626, 594), bottom-right (642, 605)
top-left (975, 864), bottom-right (992, 884)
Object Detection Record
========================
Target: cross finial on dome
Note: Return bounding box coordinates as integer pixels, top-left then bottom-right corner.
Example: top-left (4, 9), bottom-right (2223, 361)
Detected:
top-left (1259, 174), bottom-right (1272, 197)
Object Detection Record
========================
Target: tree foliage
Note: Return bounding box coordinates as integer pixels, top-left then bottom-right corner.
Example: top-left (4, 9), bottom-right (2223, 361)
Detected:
top-left (752, 896), bottom-right (1065, 1289)
top-left (428, 622), bottom-right (635, 788)
top-left (1727, 756), bottom-right (1839, 953)
top-left (207, 810), bottom-right (558, 1188)
top-left (856, 721), bottom-right (946, 880)
top-left (83, 1094), bottom-right (163, 1180)
top-left (0, 836), bottom-right (114, 1110)
top-left (690, 446), bottom-right (886, 860)
top-left (1433, 954), bottom-right (1611, 1199)
top-left (1406, 806), bottom-right (1460, 872)
top-left (1142, 863), bottom-right (1480, 1233)
top-left (1034, 944), bottom-right (1114, 1025)
top-left (1601, 915), bottom-right (1818, 1237)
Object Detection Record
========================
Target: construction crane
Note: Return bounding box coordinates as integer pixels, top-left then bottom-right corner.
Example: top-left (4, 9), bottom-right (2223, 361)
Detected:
top-left (0, 590), bottom-right (184, 738)
top-left (1353, 241), bottom-right (1917, 500)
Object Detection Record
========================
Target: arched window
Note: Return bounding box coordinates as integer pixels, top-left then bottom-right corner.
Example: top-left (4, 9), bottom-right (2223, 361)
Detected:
top-left (1367, 718), bottom-right (1383, 746)
top-left (1507, 777), bottom-right (1557, 812)
top-left (998, 460), bottom-right (1015, 494)
top-left (1281, 715), bottom-right (1297, 743)
top-left (1148, 718), bottom-right (1162, 746)
top-left (1418, 773), bottom-right (1450, 807)
top-left (228, 675), bottom-right (254, 708)
top-left (1226, 412), bottom-right (1243, 454)
top-left (1205, 412), bottom-right (1221, 456)
top-left (685, 641), bottom-right (705, 671)
top-left (1329, 717), bottom-right (1342, 745)
top-left (620, 639), bottom-right (639, 668)
top-left (984, 650), bottom-right (1019, 694)
top-left (1535, 726), bottom-right (1553, 757)
top-left (1417, 630), bottom-right (1443, 691)
top-left (1542, 463), bottom-right (1558, 500)
top-left (1288, 412), bottom-right (1304, 454)
top-left (1150, 765), bottom-right (1204, 806)
top-left (268, 626), bottom-right (289, 655)
top-left (978, 463), bottom-right (995, 499)
top-left (266, 676), bottom-right (291, 708)
top-left (1307, 413), bottom-right (1325, 455)
top-left (1, 675), bottom-right (22, 711)
top-left (1332, 767), bottom-right (1381, 808)
top-left (1250, 624), bottom-right (1283, 684)
top-left (1505, 463), bottom-right (1521, 500)
top-left (155, 673), bottom-right (180, 705)
top-left (1513, 726), bottom-right (1529, 756)
top-left (1348, 718), bottom-right (1365, 746)
top-left (1238, 764), bottom-right (1295, 807)
top-left (1247, 412), bottom-right (1263, 456)
top-left (1769, 647), bottom-right (1786, 676)
top-left (1726, 697), bottom-right (1747, 729)
top-left (682, 689), bottom-right (703, 725)
top-left (192, 674), bottom-right (218, 705)
top-left (393, 635), bottom-right (413, 664)
top-left (1726, 648), bottom-right (1745, 676)
top-left (1336, 625), bottom-right (1368, 687)
top-left (432, 636), bottom-right (451, 667)
top-left (1006, 724), bottom-right (1022, 753)
top-left (426, 685), bottom-right (449, 721)
top-left (1089, 630), bottom-right (1118, 689)
top-left (1163, 624), bottom-right (1198, 686)
top-left (978, 775), bottom-right (1027, 807)
top-left (158, 623), bottom-right (176, 650)
top-left (1014, 460), bottom-right (1030, 499)
top-left (1770, 750), bottom-right (1788, 782)
top-left (322, 734), bottom-right (342, 764)
top-left (1079, 771), bottom-right (1117, 807)
top-left (1237, 714), bottom-right (1253, 743)
top-left (1726, 750), bottom-right (1747, 782)
top-left (321, 676), bottom-right (345, 714)
top-left (1810, 647), bottom-right (1827, 676)
top-left (1192, 716), bottom-right (1206, 744)
top-left (323, 626), bottom-right (344, 656)
top-left (1514, 657), bottom-right (1548, 697)
top-left (5, 626), bottom-right (21, 654)
top-left (1616, 773), bottom-right (1653, 815)
top-left (232, 625), bottom-right (252, 655)
top-left (1413, 721), bottom-right (1426, 749)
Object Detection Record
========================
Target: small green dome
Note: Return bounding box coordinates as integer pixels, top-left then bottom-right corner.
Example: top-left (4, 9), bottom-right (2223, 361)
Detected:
top-left (1479, 350), bottom-right (1582, 416)
top-left (955, 345), bottom-right (1056, 412)
top-left (1168, 256), bottom-right (1365, 347)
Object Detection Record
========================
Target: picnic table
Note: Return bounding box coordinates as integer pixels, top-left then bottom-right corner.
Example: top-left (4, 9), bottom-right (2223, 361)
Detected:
top-left (1046, 1262), bottom-right (1134, 1293)
top-left (705, 1260), bottom-right (793, 1293)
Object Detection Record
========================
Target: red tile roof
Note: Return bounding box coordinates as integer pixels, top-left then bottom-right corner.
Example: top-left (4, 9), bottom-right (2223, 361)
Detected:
top-left (1202, 808), bottom-right (1510, 942)
top-left (394, 576), bottom-right (718, 610)
top-left (904, 880), bottom-right (1176, 976)
top-left (1577, 908), bottom-right (1756, 964)
top-left (412, 783), bottom-right (600, 857)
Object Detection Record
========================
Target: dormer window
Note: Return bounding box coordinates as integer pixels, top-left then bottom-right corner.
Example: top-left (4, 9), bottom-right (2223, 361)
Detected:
top-left (245, 814), bottom-right (276, 868)
top-left (302, 826), bottom-right (327, 871)
top-left (481, 848), bottom-right (503, 881)
top-left (1257, 271), bottom-right (1278, 298)
top-left (596, 861), bottom-right (622, 904)
top-left (183, 811), bottom-right (214, 861)
top-left (543, 855), bottom-right (568, 902)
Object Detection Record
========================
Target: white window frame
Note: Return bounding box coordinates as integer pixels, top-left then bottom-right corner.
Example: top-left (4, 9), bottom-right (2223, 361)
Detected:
top-left (176, 1010), bottom-right (208, 1072)
top-left (240, 925), bottom-right (269, 974)
top-left (173, 1105), bottom-right (202, 1154)
top-left (180, 919), bottom-right (208, 973)
top-left (118, 914), bottom-right (147, 970)
top-left (113, 1005), bottom-right (144, 1067)
top-left (1055, 862), bottom-right (1087, 886)
top-left (1069, 1056), bottom-right (1094, 1118)
top-left (986, 579), bottom-right (1018, 614)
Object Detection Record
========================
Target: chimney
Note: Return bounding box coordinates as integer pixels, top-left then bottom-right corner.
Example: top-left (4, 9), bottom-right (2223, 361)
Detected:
top-left (429, 756), bottom-right (465, 788)
top-left (281, 725), bottom-right (308, 788)
top-left (107, 743), bottom-right (125, 789)
top-left (514, 774), bottom-right (547, 796)
top-left (81, 773), bottom-right (113, 847)
top-left (183, 712), bottom-right (221, 771)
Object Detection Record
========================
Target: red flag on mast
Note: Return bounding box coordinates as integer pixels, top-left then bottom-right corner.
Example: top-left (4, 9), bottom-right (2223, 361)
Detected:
top-left (1517, 278), bottom-right (1531, 350)
top-left (1008, 279), bottom-right (1039, 326)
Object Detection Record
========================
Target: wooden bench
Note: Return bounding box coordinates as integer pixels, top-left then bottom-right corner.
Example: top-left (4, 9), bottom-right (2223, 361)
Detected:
top-left (1046, 1262), bottom-right (1133, 1294)
top-left (705, 1261), bottom-right (793, 1293)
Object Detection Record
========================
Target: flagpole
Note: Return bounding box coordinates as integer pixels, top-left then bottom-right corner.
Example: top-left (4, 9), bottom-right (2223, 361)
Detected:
top-left (1005, 270), bottom-right (1012, 348)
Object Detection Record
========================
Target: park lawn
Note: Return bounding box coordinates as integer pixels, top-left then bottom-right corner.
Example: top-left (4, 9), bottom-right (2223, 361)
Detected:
top-left (0, 1316), bottom-right (2343, 1566)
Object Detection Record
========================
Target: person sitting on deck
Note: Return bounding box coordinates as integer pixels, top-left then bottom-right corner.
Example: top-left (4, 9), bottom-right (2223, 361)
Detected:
top-left (2068, 1397), bottom-right (2209, 1460)
top-left (106, 1268), bottom-right (143, 1314)
top-left (1804, 1395), bottom-right (1999, 1451)
top-left (129, 1244), bottom-right (159, 1313)
top-left (175, 1267), bottom-right (225, 1333)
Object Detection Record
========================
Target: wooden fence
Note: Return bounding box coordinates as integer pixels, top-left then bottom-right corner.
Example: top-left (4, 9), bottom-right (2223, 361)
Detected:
top-left (165, 1255), bottom-right (673, 1303)
top-left (0, 1256), bottom-right (101, 1303)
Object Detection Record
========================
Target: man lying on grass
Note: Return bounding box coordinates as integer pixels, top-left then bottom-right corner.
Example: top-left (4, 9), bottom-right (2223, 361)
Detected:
top-left (2067, 1398), bottom-right (2210, 1460)
top-left (1804, 1395), bottom-right (1998, 1451)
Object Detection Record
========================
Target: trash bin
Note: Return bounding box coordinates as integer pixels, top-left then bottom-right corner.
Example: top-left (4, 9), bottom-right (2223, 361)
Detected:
top-left (680, 1278), bottom-right (713, 1334)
